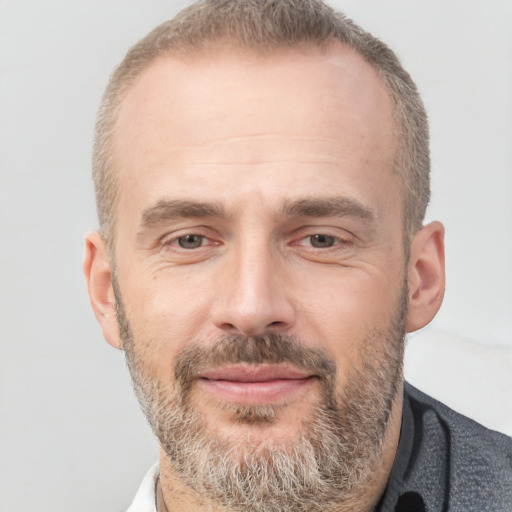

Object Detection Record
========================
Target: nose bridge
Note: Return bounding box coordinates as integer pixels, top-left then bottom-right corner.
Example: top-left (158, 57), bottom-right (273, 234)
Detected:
top-left (212, 231), bottom-right (294, 336)
top-left (236, 237), bottom-right (274, 307)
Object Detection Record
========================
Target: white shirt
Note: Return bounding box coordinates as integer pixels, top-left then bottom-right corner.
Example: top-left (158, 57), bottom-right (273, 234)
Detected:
top-left (126, 463), bottom-right (159, 512)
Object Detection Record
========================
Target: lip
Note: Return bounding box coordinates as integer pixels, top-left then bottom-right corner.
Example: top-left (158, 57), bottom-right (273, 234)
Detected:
top-left (197, 364), bottom-right (316, 404)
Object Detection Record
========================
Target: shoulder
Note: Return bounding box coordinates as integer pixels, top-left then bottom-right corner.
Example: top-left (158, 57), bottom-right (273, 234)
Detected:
top-left (405, 382), bottom-right (512, 511)
top-left (405, 382), bottom-right (512, 456)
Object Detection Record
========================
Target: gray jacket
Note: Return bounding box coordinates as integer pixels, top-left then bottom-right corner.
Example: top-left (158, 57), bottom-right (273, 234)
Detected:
top-left (377, 383), bottom-right (512, 511)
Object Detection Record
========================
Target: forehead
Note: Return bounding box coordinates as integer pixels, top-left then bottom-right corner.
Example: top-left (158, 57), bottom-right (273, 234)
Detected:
top-left (111, 44), bottom-right (398, 216)
top-left (115, 44), bottom-right (395, 148)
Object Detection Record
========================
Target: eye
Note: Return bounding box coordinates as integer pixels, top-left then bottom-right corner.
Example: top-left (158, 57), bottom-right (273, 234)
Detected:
top-left (176, 234), bottom-right (205, 249)
top-left (308, 234), bottom-right (337, 248)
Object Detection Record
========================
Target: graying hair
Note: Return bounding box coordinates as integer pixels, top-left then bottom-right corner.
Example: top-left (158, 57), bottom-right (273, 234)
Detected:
top-left (93, 0), bottom-right (429, 248)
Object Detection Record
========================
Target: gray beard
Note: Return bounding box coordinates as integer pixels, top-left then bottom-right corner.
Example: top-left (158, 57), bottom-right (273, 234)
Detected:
top-left (116, 287), bottom-right (406, 512)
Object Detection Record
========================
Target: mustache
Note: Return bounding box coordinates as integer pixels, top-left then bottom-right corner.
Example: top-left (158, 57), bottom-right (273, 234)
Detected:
top-left (174, 333), bottom-right (337, 387)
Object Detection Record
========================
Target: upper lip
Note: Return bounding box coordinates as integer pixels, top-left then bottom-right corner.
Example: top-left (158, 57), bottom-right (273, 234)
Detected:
top-left (198, 364), bottom-right (314, 382)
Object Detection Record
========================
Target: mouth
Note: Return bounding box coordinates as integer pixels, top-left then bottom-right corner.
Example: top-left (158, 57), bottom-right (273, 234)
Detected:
top-left (197, 364), bottom-right (317, 405)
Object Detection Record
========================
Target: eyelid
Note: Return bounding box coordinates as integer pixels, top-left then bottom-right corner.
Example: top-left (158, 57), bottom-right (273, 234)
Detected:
top-left (295, 234), bottom-right (346, 248)
top-left (158, 226), bottom-right (220, 248)
top-left (162, 233), bottom-right (209, 247)
top-left (290, 226), bottom-right (354, 245)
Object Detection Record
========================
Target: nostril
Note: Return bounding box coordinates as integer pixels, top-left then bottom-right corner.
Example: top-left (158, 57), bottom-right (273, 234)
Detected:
top-left (267, 320), bottom-right (289, 330)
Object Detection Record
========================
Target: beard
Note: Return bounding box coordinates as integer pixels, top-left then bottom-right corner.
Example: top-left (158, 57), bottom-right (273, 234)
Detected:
top-left (116, 284), bottom-right (407, 512)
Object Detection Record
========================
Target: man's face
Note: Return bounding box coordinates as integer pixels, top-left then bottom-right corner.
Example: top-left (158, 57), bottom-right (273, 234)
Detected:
top-left (109, 45), bottom-right (408, 508)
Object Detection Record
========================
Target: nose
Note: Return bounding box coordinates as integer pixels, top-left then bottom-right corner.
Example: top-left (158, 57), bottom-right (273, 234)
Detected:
top-left (211, 242), bottom-right (296, 337)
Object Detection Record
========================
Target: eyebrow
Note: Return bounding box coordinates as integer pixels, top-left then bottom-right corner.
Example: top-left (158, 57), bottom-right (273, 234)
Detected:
top-left (140, 199), bottom-right (226, 229)
top-left (280, 197), bottom-right (376, 222)
top-left (139, 195), bottom-right (376, 232)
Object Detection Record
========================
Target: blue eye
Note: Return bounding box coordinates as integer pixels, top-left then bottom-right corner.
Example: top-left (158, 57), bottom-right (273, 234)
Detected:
top-left (177, 234), bottom-right (204, 249)
top-left (309, 234), bottom-right (336, 248)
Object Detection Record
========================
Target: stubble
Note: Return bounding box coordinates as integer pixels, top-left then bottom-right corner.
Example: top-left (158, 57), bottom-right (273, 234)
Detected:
top-left (116, 283), bottom-right (407, 512)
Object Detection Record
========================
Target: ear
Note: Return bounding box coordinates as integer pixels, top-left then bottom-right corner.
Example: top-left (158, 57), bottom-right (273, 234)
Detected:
top-left (405, 221), bottom-right (445, 333)
top-left (83, 231), bottom-right (123, 349)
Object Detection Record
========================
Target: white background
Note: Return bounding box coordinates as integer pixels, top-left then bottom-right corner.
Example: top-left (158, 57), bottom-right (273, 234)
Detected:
top-left (1, 1), bottom-right (511, 510)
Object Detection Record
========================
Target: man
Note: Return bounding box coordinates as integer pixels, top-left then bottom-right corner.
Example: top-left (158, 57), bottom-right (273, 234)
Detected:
top-left (83, 0), bottom-right (512, 510)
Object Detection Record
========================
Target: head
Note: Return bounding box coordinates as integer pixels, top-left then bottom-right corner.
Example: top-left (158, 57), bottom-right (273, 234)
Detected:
top-left (85, 1), bottom-right (445, 511)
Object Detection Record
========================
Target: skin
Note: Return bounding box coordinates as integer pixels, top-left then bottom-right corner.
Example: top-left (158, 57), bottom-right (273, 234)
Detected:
top-left (84, 43), bottom-right (445, 511)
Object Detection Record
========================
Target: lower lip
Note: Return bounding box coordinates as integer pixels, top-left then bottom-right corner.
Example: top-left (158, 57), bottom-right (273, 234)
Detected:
top-left (198, 377), bottom-right (314, 404)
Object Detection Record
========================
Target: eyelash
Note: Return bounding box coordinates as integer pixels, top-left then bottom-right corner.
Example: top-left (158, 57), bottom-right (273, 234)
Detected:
top-left (160, 232), bottom-right (350, 252)
top-left (299, 234), bottom-right (345, 248)
top-left (161, 233), bottom-right (213, 250)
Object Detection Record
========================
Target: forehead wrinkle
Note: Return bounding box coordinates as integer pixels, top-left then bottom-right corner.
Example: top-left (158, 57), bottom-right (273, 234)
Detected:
top-left (140, 199), bottom-right (227, 229)
top-left (280, 197), bottom-right (376, 222)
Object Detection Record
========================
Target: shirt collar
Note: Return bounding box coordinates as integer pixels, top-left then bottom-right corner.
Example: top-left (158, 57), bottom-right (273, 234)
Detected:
top-left (376, 382), bottom-right (447, 512)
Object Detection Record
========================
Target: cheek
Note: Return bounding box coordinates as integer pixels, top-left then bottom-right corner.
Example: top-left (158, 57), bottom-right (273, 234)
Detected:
top-left (297, 265), bottom-right (400, 325)
top-left (121, 272), bottom-right (215, 363)
top-left (292, 267), bottom-right (404, 362)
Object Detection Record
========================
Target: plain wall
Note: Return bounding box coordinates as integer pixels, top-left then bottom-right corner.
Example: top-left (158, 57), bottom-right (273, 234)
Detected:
top-left (1, 1), bottom-right (511, 510)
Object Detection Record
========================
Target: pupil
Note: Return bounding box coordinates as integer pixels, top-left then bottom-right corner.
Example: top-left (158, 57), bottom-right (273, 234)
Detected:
top-left (311, 234), bottom-right (334, 247)
top-left (178, 235), bottom-right (202, 248)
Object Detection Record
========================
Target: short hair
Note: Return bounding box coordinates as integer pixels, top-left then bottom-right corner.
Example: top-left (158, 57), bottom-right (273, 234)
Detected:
top-left (93, 0), bottom-right (429, 249)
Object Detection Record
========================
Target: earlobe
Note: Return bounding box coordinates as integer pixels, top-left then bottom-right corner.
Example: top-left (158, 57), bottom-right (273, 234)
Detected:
top-left (83, 231), bottom-right (123, 349)
top-left (405, 221), bottom-right (445, 333)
